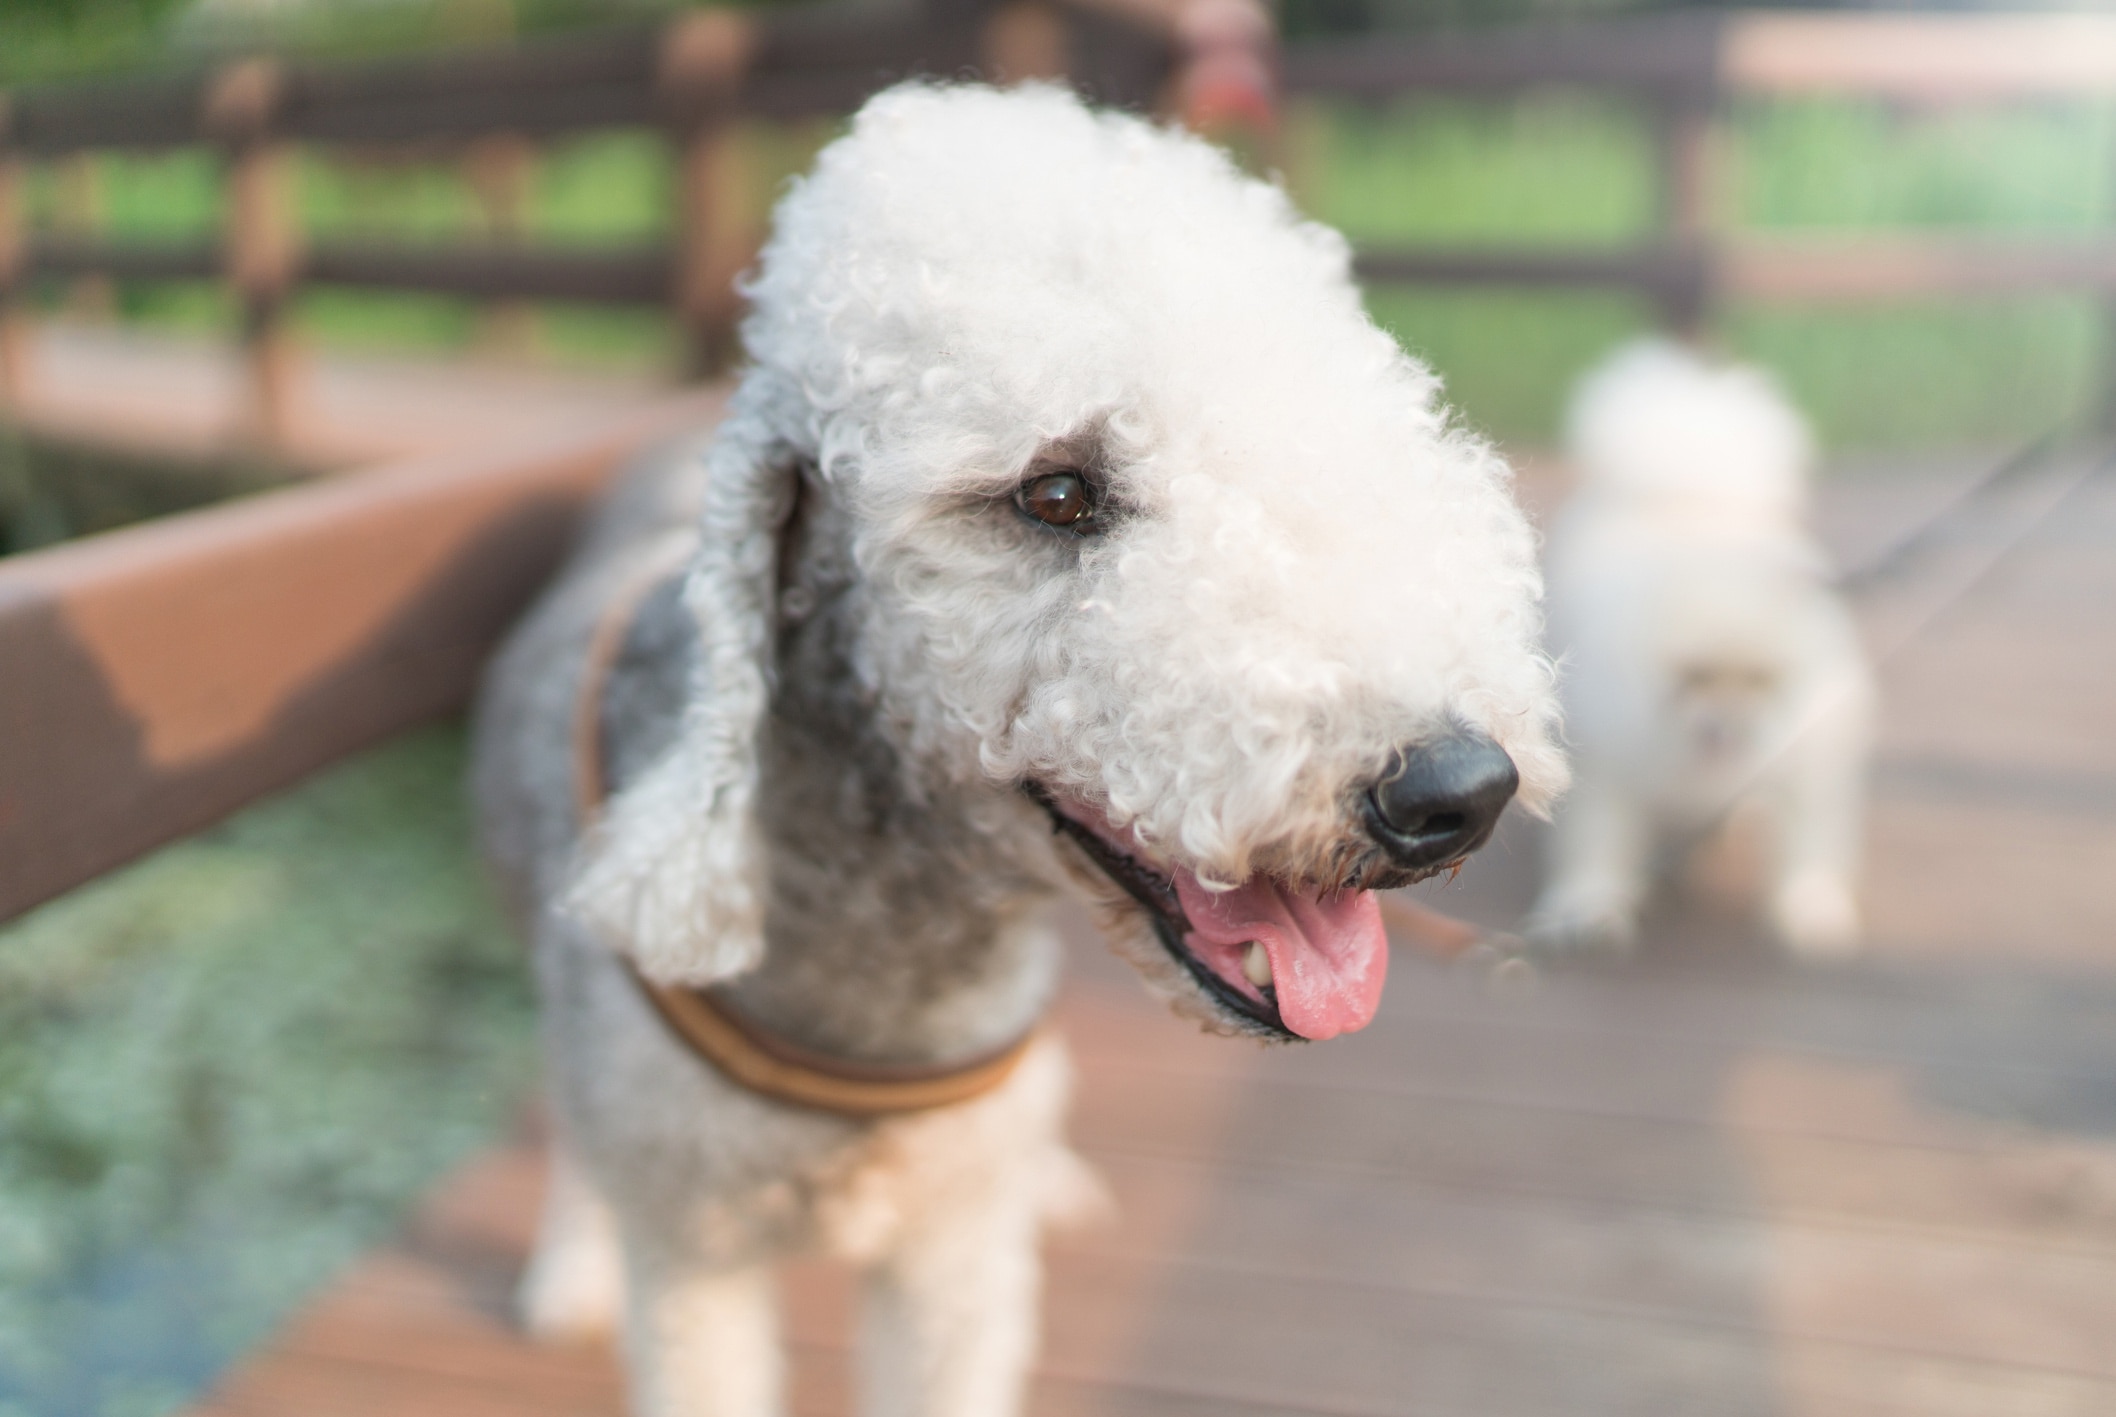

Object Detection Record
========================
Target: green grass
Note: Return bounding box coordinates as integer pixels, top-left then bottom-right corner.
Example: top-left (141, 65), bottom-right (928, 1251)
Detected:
top-left (0, 727), bottom-right (534, 1417)
top-left (1736, 97), bottom-right (2116, 233)
top-left (1291, 91), bottom-right (1660, 248)
top-left (1368, 287), bottom-right (1654, 445)
top-left (1729, 299), bottom-right (2106, 452)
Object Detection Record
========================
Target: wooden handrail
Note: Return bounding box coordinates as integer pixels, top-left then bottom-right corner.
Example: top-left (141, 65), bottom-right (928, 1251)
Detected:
top-left (1283, 12), bottom-right (1723, 102)
top-left (0, 391), bottom-right (726, 926)
top-left (1354, 236), bottom-right (2116, 307)
top-left (0, 3), bottom-right (1186, 157)
top-left (1285, 11), bottom-right (2116, 101)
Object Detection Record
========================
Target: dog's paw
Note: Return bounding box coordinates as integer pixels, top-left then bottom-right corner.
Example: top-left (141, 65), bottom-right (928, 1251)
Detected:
top-left (1521, 891), bottom-right (1638, 960)
top-left (1771, 873), bottom-right (1861, 960)
top-left (518, 1222), bottom-right (624, 1344)
top-left (1040, 1145), bottom-right (1116, 1232)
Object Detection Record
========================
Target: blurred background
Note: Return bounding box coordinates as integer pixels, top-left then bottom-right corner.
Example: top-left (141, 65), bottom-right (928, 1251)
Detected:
top-left (2, 0), bottom-right (2114, 1414)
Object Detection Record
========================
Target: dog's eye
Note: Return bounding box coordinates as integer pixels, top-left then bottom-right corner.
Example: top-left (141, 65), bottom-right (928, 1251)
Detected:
top-left (1017, 471), bottom-right (1096, 530)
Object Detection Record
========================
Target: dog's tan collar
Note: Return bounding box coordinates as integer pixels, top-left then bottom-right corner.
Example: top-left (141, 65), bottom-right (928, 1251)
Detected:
top-left (573, 554), bottom-right (1041, 1119)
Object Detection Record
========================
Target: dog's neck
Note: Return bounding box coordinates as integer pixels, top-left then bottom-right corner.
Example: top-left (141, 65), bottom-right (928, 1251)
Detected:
top-left (717, 486), bottom-right (1063, 1067)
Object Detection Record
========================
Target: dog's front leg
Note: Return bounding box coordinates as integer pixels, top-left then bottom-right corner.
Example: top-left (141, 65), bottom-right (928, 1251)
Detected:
top-left (520, 1137), bottom-right (625, 1341)
top-left (623, 1244), bottom-right (784, 1417)
top-left (1766, 696), bottom-right (1869, 958)
top-left (857, 1191), bottom-right (1043, 1417)
top-left (1528, 765), bottom-right (1649, 952)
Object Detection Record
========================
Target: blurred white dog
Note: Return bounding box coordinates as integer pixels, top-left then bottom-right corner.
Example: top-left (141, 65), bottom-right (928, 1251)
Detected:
top-left (1528, 339), bottom-right (1873, 958)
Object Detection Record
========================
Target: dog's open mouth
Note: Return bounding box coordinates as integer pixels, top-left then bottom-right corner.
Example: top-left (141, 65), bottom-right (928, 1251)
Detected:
top-left (1028, 786), bottom-right (1387, 1042)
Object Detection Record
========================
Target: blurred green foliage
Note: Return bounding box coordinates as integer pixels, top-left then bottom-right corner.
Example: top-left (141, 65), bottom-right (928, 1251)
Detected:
top-left (1736, 97), bottom-right (2116, 233)
top-left (0, 727), bottom-right (534, 1417)
top-left (1295, 92), bottom-right (2116, 447)
top-left (0, 0), bottom-right (680, 85)
top-left (0, 427), bottom-right (281, 554)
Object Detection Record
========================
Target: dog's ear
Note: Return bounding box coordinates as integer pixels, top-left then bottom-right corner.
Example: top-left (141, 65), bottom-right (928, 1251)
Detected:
top-left (565, 424), bottom-right (797, 985)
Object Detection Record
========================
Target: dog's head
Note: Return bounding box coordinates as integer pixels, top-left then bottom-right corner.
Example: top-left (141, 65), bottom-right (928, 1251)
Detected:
top-left (573, 84), bottom-right (1564, 1039)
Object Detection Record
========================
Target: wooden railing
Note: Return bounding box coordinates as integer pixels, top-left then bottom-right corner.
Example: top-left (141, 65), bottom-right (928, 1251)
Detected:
top-left (1287, 10), bottom-right (2116, 330)
top-left (0, 0), bottom-right (1231, 454)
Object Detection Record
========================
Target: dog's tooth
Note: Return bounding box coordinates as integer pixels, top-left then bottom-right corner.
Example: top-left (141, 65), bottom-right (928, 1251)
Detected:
top-left (1242, 940), bottom-right (1273, 989)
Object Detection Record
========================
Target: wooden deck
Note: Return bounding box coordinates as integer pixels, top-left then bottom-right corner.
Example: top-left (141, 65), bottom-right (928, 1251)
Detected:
top-left (178, 442), bottom-right (2116, 1416)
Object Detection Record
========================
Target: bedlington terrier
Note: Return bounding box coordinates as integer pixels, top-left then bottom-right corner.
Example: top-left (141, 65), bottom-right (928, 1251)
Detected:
top-left (473, 83), bottom-right (1564, 1417)
top-left (1528, 339), bottom-right (1873, 959)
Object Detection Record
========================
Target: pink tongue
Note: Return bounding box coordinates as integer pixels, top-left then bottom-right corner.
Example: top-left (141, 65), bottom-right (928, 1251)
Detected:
top-left (1174, 873), bottom-right (1388, 1040)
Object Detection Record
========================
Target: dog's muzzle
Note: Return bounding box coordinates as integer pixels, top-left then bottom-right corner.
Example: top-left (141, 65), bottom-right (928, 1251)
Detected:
top-left (1363, 731), bottom-right (1519, 871)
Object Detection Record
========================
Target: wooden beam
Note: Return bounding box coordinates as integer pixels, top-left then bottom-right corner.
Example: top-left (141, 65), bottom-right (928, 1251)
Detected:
top-left (0, 142), bottom-right (26, 410)
top-left (663, 10), bottom-right (760, 378)
top-left (0, 7), bottom-right (986, 158)
top-left (1281, 13), bottom-right (1724, 101)
top-left (1721, 237), bottom-right (2116, 304)
top-left (23, 238), bottom-right (669, 304)
top-left (1721, 13), bottom-right (2116, 100)
top-left (22, 237), bottom-right (220, 282)
top-left (1286, 11), bottom-right (2116, 103)
top-left (208, 59), bottom-right (304, 451)
top-left (1355, 237), bottom-right (2116, 306)
top-left (303, 243), bottom-right (672, 305)
top-left (0, 392), bottom-right (725, 926)
top-left (1352, 243), bottom-right (1709, 304)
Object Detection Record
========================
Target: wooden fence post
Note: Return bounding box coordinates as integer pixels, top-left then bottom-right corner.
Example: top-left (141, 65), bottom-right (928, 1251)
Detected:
top-left (981, 1), bottom-right (1071, 86)
top-left (465, 131), bottom-right (540, 360)
top-left (207, 59), bottom-right (302, 451)
top-left (661, 10), bottom-right (757, 381)
top-left (54, 151), bottom-right (118, 321)
top-left (1656, 91), bottom-right (1724, 339)
top-left (0, 100), bottom-right (27, 413)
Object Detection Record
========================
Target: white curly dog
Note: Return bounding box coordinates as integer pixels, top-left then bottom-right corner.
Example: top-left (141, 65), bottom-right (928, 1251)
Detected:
top-left (474, 83), bottom-right (1564, 1417)
top-left (1529, 339), bottom-right (1873, 958)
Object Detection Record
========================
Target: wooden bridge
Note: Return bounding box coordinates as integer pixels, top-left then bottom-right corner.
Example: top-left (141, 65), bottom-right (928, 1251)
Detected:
top-left (5, 7), bottom-right (2116, 1415)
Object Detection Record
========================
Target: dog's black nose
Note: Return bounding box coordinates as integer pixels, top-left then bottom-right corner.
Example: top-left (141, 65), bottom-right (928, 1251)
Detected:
top-left (1364, 732), bottom-right (1519, 870)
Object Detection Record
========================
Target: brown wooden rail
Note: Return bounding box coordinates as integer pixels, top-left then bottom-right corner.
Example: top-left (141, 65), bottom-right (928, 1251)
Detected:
top-left (0, 391), bottom-right (723, 925)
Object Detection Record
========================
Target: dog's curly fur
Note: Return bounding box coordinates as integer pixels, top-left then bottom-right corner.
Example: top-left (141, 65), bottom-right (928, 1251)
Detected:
top-left (1528, 339), bottom-right (1874, 958)
top-left (473, 83), bottom-right (1562, 1417)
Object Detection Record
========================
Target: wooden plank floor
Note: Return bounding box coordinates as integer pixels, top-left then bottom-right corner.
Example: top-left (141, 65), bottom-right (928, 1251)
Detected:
top-left (184, 448), bottom-right (2116, 1416)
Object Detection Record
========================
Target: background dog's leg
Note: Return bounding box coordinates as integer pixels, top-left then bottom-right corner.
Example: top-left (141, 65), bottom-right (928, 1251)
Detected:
top-left (624, 1250), bottom-right (784, 1417)
top-left (1528, 768), bottom-right (1649, 951)
top-left (1766, 702), bottom-right (1868, 958)
top-left (857, 1197), bottom-right (1042, 1417)
top-left (519, 1137), bottom-right (625, 1341)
